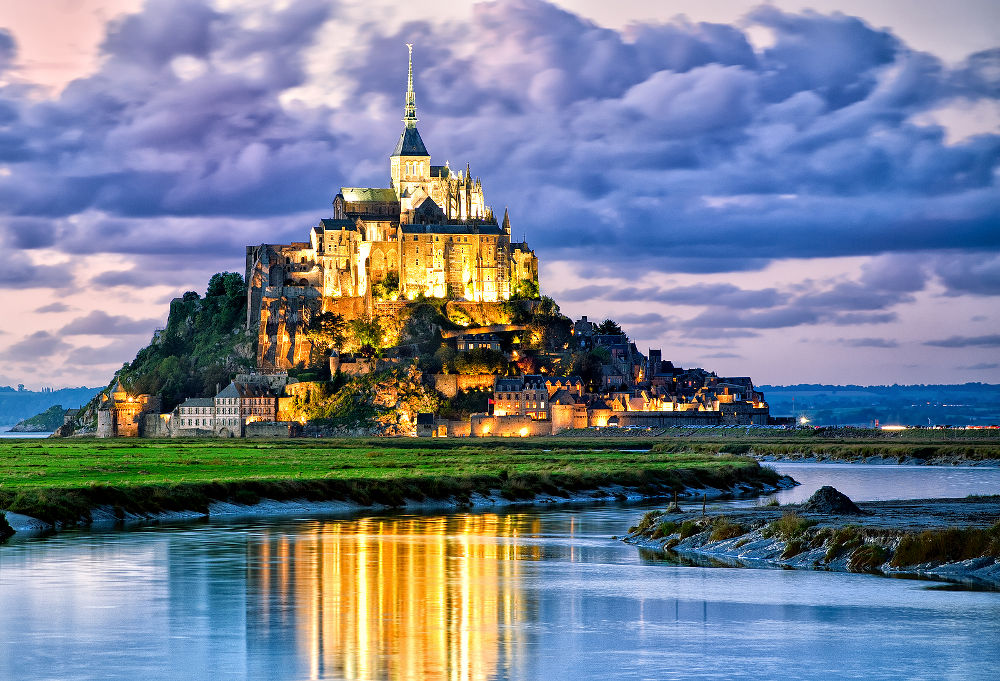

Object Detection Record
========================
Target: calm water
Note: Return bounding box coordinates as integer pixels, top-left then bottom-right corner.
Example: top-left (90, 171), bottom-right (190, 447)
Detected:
top-left (0, 429), bottom-right (52, 438)
top-left (1, 464), bottom-right (998, 681)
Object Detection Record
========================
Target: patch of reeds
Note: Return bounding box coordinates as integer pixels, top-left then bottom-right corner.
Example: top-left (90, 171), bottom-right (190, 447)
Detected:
top-left (889, 523), bottom-right (1000, 568)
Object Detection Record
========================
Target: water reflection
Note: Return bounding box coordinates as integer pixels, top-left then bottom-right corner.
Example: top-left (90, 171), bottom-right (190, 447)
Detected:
top-left (246, 514), bottom-right (543, 681)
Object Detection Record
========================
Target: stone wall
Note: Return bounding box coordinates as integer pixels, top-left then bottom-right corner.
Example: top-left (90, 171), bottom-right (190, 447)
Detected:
top-left (470, 414), bottom-right (551, 437)
top-left (433, 373), bottom-right (495, 398)
top-left (246, 421), bottom-right (300, 438)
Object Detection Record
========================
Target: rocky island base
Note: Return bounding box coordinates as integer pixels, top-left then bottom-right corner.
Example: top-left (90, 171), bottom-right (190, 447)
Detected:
top-left (624, 487), bottom-right (1000, 587)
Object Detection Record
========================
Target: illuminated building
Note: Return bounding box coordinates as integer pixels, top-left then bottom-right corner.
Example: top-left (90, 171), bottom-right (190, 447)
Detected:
top-left (246, 46), bottom-right (539, 369)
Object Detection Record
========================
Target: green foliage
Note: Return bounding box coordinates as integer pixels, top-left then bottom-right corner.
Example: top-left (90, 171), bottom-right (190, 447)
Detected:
top-left (634, 510), bottom-right (663, 535)
top-left (305, 311), bottom-right (346, 366)
top-left (114, 273), bottom-right (252, 411)
top-left (454, 348), bottom-right (509, 375)
top-left (372, 272), bottom-right (400, 301)
top-left (651, 520), bottom-right (679, 539)
top-left (438, 389), bottom-right (490, 420)
top-left (596, 319), bottom-right (624, 335)
top-left (569, 351), bottom-right (605, 392)
top-left (679, 520), bottom-right (700, 539)
top-left (512, 278), bottom-right (540, 300)
top-left (526, 314), bottom-right (572, 351)
top-left (401, 303), bottom-right (449, 346)
top-left (349, 317), bottom-right (385, 356)
top-left (11, 405), bottom-right (66, 432)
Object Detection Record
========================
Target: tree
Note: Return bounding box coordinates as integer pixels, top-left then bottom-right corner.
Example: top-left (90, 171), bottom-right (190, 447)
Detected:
top-left (350, 317), bottom-right (385, 356)
top-left (305, 311), bottom-right (346, 365)
top-left (512, 278), bottom-right (539, 300)
top-left (569, 351), bottom-right (605, 392)
top-left (372, 272), bottom-right (400, 301)
top-left (596, 318), bottom-right (623, 336)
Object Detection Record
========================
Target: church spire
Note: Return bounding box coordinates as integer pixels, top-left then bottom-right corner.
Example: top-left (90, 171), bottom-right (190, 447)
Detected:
top-left (404, 43), bottom-right (417, 128)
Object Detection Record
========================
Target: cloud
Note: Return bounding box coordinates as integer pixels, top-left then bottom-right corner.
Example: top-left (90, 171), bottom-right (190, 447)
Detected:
top-left (924, 334), bottom-right (1000, 348)
top-left (35, 302), bottom-right (70, 313)
top-left (0, 29), bottom-right (15, 74)
top-left (59, 311), bottom-right (161, 336)
top-left (701, 351), bottom-right (743, 359)
top-left (3, 331), bottom-right (71, 361)
top-left (934, 252), bottom-right (1000, 296)
top-left (65, 339), bottom-right (145, 366)
top-left (957, 362), bottom-right (999, 370)
top-left (0, 260), bottom-right (73, 289)
top-left (839, 337), bottom-right (899, 348)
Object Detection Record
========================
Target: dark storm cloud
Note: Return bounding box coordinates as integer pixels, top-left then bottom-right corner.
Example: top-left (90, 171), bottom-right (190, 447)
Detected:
top-left (59, 311), bottom-right (161, 336)
top-left (3, 331), bottom-right (70, 361)
top-left (924, 334), bottom-right (1000, 348)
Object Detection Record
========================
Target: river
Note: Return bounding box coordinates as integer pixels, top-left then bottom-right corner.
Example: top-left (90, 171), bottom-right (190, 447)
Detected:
top-left (1, 463), bottom-right (998, 680)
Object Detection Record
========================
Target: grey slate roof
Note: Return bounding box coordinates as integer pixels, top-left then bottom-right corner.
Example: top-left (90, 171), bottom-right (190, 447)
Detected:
top-left (391, 126), bottom-right (429, 156)
top-left (317, 218), bottom-right (357, 232)
top-left (400, 223), bottom-right (503, 235)
top-left (179, 397), bottom-right (215, 408)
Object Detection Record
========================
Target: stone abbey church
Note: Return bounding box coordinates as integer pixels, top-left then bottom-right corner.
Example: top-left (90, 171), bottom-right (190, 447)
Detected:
top-left (246, 47), bottom-right (539, 369)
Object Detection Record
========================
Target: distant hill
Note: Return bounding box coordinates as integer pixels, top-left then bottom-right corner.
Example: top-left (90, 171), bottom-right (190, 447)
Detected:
top-left (760, 383), bottom-right (1000, 427)
top-left (0, 387), bottom-right (103, 429)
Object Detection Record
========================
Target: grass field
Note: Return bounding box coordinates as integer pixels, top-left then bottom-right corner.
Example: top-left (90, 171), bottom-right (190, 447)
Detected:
top-left (0, 438), bottom-right (776, 526)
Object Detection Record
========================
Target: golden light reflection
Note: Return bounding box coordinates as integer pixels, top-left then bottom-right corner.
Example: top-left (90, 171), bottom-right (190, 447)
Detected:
top-left (249, 513), bottom-right (542, 680)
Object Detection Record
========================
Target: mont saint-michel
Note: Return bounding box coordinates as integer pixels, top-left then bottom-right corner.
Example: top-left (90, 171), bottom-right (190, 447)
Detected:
top-left (2, 5), bottom-right (999, 681)
top-left (60, 47), bottom-right (775, 440)
top-left (246, 45), bottom-right (539, 370)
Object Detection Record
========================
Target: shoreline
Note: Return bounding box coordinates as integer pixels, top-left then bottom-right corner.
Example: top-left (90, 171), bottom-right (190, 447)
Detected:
top-left (755, 454), bottom-right (1000, 467)
top-left (623, 495), bottom-right (1000, 587)
top-left (1, 471), bottom-right (796, 539)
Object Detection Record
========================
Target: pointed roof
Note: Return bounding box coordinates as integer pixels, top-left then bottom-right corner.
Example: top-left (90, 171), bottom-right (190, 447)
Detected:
top-left (391, 126), bottom-right (428, 157)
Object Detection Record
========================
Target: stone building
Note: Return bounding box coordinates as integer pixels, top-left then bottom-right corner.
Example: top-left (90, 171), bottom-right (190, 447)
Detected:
top-left (96, 382), bottom-right (161, 438)
top-left (173, 381), bottom-right (278, 437)
top-left (247, 46), bottom-right (539, 369)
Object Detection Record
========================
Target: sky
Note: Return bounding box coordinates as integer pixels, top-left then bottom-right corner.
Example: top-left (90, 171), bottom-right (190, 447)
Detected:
top-left (0, 0), bottom-right (997, 389)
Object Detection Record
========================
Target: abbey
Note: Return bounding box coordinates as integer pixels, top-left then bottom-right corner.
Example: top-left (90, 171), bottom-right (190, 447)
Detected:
top-left (246, 46), bottom-right (539, 369)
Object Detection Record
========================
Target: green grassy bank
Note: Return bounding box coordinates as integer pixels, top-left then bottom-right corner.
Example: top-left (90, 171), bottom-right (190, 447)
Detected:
top-left (0, 439), bottom-right (780, 528)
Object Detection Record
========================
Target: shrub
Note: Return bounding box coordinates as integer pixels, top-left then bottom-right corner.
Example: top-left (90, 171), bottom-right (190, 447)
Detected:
top-left (848, 544), bottom-right (889, 572)
top-left (765, 512), bottom-right (817, 541)
top-left (889, 523), bottom-right (1000, 568)
top-left (709, 517), bottom-right (746, 542)
top-left (824, 525), bottom-right (864, 562)
top-left (679, 520), bottom-right (699, 539)
top-left (634, 510), bottom-right (663, 535)
top-left (652, 520), bottom-right (679, 539)
top-left (782, 539), bottom-right (805, 559)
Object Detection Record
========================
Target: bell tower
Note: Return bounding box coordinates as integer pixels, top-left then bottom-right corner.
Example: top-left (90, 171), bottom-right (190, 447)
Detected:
top-left (390, 44), bottom-right (430, 196)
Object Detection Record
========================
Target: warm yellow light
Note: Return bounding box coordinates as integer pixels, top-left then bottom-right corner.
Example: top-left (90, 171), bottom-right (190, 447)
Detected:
top-left (519, 427), bottom-right (528, 437)
top-left (799, 416), bottom-right (809, 425)
top-left (881, 425), bottom-right (907, 431)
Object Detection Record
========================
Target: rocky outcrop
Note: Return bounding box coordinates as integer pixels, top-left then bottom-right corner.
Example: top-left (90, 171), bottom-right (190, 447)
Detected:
top-left (800, 486), bottom-right (864, 514)
top-left (625, 495), bottom-right (1000, 587)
